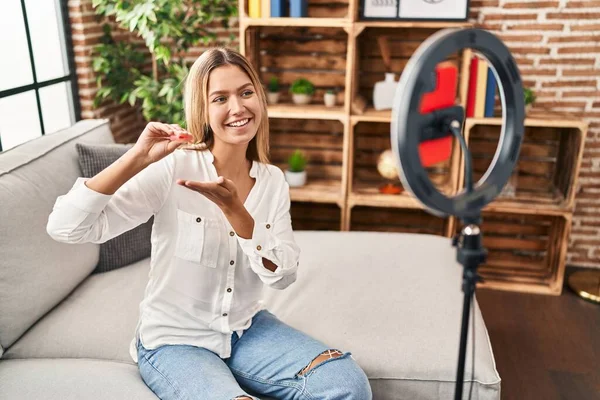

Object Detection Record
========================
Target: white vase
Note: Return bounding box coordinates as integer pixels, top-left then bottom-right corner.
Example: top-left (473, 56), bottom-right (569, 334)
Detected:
top-left (267, 92), bottom-right (280, 104)
top-left (292, 94), bottom-right (312, 105)
top-left (285, 170), bottom-right (306, 187)
top-left (373, 72), bottom-right (397, 111)
top-left (324, 93), bottom-right (336, 107)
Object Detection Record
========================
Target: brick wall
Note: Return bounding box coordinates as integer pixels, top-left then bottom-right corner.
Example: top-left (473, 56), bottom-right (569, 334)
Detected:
top-left (67, 0), bottom-right (600, 268)
top-left (67, 0), bottom-right (239, 143)
top-left (68, 0), bottom-right (147, 143)
top-left (471, 0), bottom-right (600, 268)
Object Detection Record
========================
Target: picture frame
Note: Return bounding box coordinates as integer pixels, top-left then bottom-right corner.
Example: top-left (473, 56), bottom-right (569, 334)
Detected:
top-left (360, 0), bottom-right (470, 22)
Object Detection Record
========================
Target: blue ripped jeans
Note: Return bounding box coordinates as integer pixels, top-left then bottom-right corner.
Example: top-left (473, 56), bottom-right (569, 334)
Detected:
top-left (136, 309), bottom-right (372, 400)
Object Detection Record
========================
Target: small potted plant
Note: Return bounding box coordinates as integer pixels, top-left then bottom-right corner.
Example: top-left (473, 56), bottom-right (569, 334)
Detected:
top-left (267, 77), bottom-right (280, 104)
top-left (524, 87), bottom-right (536, 113)
top-left (290, 78), bottom-right (314, 105)
top-left (285, 149), bottom-right (307, 187)
top-left (324, 89), bottom-right (336, 107)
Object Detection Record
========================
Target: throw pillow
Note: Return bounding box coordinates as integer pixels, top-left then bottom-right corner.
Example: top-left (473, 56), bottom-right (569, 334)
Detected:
top-left (76, 143), bottom-right (153, 274)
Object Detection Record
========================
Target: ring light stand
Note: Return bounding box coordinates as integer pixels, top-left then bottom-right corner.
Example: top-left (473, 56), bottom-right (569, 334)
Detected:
top-left (391, 28), bottom-right (525, 400)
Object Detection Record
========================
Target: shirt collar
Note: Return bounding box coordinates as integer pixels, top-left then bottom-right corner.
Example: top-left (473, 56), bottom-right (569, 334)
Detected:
top-left (203, 149), bottom-right (258, 179)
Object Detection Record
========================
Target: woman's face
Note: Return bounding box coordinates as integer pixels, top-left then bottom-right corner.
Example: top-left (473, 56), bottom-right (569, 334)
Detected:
top-left (206, 64), bottom-right (262, 148)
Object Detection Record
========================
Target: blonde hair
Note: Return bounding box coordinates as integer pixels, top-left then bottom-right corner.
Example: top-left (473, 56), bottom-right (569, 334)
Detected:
top-left (183, 47), bottom-right (270, 164)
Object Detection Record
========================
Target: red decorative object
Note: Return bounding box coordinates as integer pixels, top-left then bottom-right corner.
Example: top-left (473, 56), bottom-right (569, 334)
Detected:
top-left (379, 183), bottom-right (403, 195)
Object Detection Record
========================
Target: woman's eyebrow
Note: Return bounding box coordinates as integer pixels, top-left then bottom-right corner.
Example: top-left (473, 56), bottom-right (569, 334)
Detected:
top-left (210, 83), bottom-right (253, 97)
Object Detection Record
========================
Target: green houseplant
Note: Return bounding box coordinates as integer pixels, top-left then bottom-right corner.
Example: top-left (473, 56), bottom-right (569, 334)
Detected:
top-left (524, 87), bottom-right (536, 113)
top-left (267, 76), bottom-right (280, 104)
top-left (285, 149), bottom-right (307, 187)
top-left (91, 0), bottom-right (237, 127)
top-left (290, 78), bottom-right (315, 105)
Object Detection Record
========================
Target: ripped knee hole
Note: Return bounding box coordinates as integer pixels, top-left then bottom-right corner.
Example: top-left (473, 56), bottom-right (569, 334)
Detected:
top-left (298, 349), bottom-right (344, 376)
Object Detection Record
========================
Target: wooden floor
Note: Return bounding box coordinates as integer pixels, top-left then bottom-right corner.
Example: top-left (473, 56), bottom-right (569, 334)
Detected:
top-left (476, 268), bottom-right (600, 400)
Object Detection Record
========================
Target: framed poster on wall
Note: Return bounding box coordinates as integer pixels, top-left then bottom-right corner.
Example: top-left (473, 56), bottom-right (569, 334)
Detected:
top-left (362, 0), bottom-right (398, 19)
top-left (361, 0), bottom-right (470, 22)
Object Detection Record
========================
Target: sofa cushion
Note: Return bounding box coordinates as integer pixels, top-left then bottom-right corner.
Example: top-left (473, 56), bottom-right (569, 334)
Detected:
top-left (0, 119), bottom-right (115, 356)
top-left (76, 143), bottom-right (153, 274)
top-left (0, 359), bottom-right (157, 400)
top-left (4, 257), bottom-right (150, 362)
top-left (4, 230), bottom-right (500, 399)
top-left (262, 231), bottom-right (501, 400)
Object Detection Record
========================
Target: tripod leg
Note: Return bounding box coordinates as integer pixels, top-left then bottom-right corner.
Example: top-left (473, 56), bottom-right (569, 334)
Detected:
top-left (454, 271), bottom-right (476, 400)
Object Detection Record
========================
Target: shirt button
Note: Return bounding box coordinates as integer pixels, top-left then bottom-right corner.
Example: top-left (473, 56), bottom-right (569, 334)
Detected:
top-left (266, 224), bottom-right (271, 229)
top-left (230, 260), bottom-right (235, 265)
top-left (227, 288), bottom-right (232, 293)
top-left (257, 245), bottom-right (262, 251)
top-left (222, 313), bottom-right (228, 317)
top-left (229, 231), bottom-right (235, 236)
top-left (196, 217), bottom-right (202, 223)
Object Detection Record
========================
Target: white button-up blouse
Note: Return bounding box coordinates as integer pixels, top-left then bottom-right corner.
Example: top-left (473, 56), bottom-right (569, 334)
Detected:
top-left (46, 148), bottom-right (301, 363)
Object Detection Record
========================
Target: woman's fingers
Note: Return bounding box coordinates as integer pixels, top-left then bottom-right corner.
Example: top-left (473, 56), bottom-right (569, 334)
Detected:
top-left (177, 180), bottom-right (229, 197)
top-left (169, 124), bottom-right (187, 132)
top-left (217, 177), bottom-right (236, 194)
top-left (148, 122), bottom-right (175, 138)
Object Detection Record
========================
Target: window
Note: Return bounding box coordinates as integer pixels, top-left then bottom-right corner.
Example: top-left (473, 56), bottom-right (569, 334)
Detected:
top-left (0, 0), bottom-right (81, 152)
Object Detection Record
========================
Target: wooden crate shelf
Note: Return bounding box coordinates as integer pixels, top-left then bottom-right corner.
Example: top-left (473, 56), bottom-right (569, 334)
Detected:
top-left (242, 18), bottom-right (350, 28)
top-left (291, 202), bottom-right (343, 231)
top-left (461, 211), bottom-right (572, 295)
top-left (351, 108), bottom-right (391, 123)
top-left (290, 180), bottom-right (343, 205)
top-left (351, 26), bottom-right (469, 114)
top-left (463, 116), bottom-right (586, 213)
top-left (268, 104), bottom-right (345, 121)
top-left (350, 205), bottom-right (453, 237)
top-left (355, 21), bottom-right (472, 30)
top-left (270, 118), bottom-right (345, 205)
top-left (246, 25), bottom-right (349, 108)
top-left (349, 121), bottom-right (460, 209)
top-left (348, 189), bottom-right (421, 209)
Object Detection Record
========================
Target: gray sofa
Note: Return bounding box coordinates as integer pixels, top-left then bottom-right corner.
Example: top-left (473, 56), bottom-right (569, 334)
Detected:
top-left (0, 119), bottom-right (501, 399)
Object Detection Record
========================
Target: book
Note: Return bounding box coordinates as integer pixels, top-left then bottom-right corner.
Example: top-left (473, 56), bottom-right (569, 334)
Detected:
top-left (474, 56), bottom-right (488, 118)
top-left (249, 0), bottom-right (261, 18)
top-left (290, 0), bottom-right (308, 17)
top-left (270, 0), bottom-right (286, 17)
top-left (484, 67), bottom-right (497, 118)
top-left (262, 0), bottom-right (270, 19)
top-left (465, 56), bottom-right (478, 118)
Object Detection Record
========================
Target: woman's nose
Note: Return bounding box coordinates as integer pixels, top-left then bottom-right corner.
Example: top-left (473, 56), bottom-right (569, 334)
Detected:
top-left (229, 95), bottom-right (244, 114)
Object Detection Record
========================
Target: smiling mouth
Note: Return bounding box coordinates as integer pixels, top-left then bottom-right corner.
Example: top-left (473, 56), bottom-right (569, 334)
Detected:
top-left (226, 118), bottom-right (251, 128)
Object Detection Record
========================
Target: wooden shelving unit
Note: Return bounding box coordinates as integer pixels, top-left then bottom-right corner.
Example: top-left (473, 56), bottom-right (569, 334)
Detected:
top-left (459, 115), bottom-right (587, 295)
top-left (238, 0), bottom-right (587, 295)
top-left (267, 104), bottom-right (346, 121)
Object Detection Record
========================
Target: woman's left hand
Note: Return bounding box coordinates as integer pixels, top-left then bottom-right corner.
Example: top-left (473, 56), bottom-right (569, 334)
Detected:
top-left (177, 176), bottom-right (241, 212)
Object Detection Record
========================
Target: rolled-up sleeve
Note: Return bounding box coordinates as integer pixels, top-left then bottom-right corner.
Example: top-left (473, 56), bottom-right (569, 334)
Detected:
top-left (46, 154), bottom-right (174, 244)
top-left (237, 177), bottom-right (300, 290)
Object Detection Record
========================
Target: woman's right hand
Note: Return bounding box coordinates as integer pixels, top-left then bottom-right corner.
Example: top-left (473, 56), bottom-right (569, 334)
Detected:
top-left (131, 122), bottom-right (193, 165)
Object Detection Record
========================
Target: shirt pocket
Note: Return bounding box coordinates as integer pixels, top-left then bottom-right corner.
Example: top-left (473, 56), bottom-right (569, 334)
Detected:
top-left (175, 209), bottom-right (221, 268)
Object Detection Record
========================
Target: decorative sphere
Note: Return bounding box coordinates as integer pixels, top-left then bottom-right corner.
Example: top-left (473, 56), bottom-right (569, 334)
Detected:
top-left (377, 149), bottom-right (399, 180)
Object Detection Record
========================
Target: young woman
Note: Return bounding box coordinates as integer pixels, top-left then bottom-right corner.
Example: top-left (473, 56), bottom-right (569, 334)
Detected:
top-left (47, 47), bottom-right (372, 399)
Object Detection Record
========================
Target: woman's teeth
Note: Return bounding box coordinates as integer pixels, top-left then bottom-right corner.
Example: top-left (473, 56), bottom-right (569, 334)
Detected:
top-left (227, 118), bottom-right (249, 127)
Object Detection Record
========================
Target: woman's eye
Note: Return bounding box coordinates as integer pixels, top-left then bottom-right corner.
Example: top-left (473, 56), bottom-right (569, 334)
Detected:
top-left (242, 90), bottom-right (254, 97)
top-left (213, 96), bottom-right (225, 103)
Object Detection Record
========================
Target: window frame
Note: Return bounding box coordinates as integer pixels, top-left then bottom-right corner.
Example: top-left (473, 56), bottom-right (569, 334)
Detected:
top-left (0, 0), bottom-right (81, 152)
